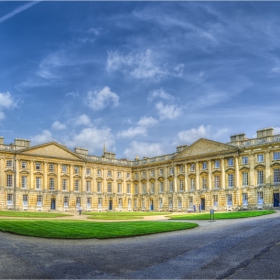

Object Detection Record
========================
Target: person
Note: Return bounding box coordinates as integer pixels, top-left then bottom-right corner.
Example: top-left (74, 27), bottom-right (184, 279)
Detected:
top-left (193, 204), bottom-right (196, 212)
top-left (78, 205), bottom-right (83, 215)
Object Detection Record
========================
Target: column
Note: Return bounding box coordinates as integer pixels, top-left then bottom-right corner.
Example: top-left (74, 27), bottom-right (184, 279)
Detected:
top-left (15, 159), bottom-right (19, 188)
top-left (249, 154), bottom-right (255, 186)
top-left (221, 158), bottom-right (225, 189)
top-left (235, 156), bottom-right (240, 206)
top-left (44, 162), bottom-right (48, 190)
top-left (57, 164), bottom-right (61, 191)
top-left (82, 165), bottom-right (86, 192)
top-left (208, 160), bottom-right (212, 190)
top-left (69, 165), bottom-right (73, 192)
top-left (30, 161), bottom-right (34, 189)
top-left (195, 162), bottom-right (199, 190)
top-left (265, 151), bottom-right (271, 185)
top-left (173, 164), bottom-right (177, 193)
top-left (235, 156), bottom-right (240, 187)
top-left (184, 164), bottom-right (188, 191)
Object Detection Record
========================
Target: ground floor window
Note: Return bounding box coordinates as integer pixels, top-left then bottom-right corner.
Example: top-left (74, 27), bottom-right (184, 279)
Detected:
top-left (76, 197), bottom-right (81, 207)
top-left (87, 197), bottom-right (91, 208)
top-left (213, 195), bottom-right (218, 207)
top-left (159, 198), bottom-right (163, 208)
top-left (98, 198), bottom-right (102, 208)
top-left (142, 198), bottom-right (145, 209)
top-left (189, 196), bottom-right (193, 207)
top-left (128, 198), bottom-right (131, 208)
top-left (257, 192), bottom-right (264, 204)
top-left (7, 194), bottom-right (13, 205)
top-left (178, 198), bottom-right (182, 208)
top-left (118, 198), bottom-right (122, 208)
top-left (134, 198), bottom-right (137, 208)
top-left (242, 193), bottom-right (248, 205)
top-left (23, 195), bottom-right (28, 206)
top-left (64, 196), bottom-right (68, 207)
top-left (227, 194), bottom-right (232, 206)
top-left (37, 195), bottom-right (42, 207)
top-left (169, 198), bottom-right (173, 208)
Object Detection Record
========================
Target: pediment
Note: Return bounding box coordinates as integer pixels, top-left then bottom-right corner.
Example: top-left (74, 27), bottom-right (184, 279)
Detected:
top-left (175, 138), bottom-right (238, 159)
top-left (19, 142), bottom-right (84, 161)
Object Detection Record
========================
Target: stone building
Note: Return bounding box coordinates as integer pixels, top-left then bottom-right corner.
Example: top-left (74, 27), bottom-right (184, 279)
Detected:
top-left (0, 127), bottom-right (280, 212)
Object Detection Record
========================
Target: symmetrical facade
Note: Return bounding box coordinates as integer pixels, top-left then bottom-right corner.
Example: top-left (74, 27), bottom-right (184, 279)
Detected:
top-left (1, 127), bottom-right (280, 212)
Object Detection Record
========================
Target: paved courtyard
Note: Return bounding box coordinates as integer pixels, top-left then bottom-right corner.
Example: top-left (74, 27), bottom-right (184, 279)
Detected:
top-left (0, 211), bottom-right (280, 279)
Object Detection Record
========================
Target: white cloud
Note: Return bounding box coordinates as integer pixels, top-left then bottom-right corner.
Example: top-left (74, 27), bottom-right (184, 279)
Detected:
top-left (137, 116), bottom-right (158, 127)
top-left (117, 126), bottom-right (147, 138)
top-left (74, 114), bottom-right (91, 126)
top-left (117, 116), bottom-right (158, 138)
top-left (0, 1), bottom-right (39, 24)
top-left (123, 141), bottom-right (164, 159)
top-left (31, 130), bottom-right (54, 145)
top-left (155, 101), bottom-right (182, 120)
top-left (0, 92), bottom-right (16, 109)
top-left (88, 27), bottom-right (102, 35)
top-left (176, 125), bottom-right (211, 145)
top-left (65, 127), bottom-right (114, 154)
top-left (51, 121), bottom-right (66, 131)
top-left (86, 86), bottom-right (119, 111)
top-left (148, 88), bottom-right (175, 102)
top-left (107, 49), bottom-right (184, 81)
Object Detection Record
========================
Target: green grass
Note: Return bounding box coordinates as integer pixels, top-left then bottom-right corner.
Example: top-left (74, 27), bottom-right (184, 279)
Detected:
top-left (0, 210), bottom-right (71, 218)
top-left (169, 210), bottom-right (276, 220)
top-left (0, 220), bottom-right (198, 239)
top-left (84, 212), bottom-right (171, 220)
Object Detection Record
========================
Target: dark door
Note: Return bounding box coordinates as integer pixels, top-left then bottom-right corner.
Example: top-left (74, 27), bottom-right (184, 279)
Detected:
top-left (109, 200), bottom-right (113, 210)
top-left (51, 198), bottom-right (56, 210)
top-left (150, 200), bottom-right (154, 211)
top-left (201, 198), bottom-right (205, 210)
top-left (273, 193), bottom-right (279, 207)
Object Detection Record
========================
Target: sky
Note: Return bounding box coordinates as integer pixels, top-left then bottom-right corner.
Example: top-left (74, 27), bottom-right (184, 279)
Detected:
top-left (1, 1), bottom-right (280, 159)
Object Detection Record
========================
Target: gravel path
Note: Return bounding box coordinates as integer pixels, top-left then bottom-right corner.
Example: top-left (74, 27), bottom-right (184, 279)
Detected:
top-left (0, 211), bottom-right (280, 279)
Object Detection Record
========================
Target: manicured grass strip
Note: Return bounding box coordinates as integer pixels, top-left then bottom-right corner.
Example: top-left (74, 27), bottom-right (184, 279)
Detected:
top-left (84, 212), bottom-right (171, 220)
top-left (169, 210), bottom-right (276, 220)
top-left (0, 220), bottom-right (198, 239)
top-left (0, 211), bottom-right (71, 218)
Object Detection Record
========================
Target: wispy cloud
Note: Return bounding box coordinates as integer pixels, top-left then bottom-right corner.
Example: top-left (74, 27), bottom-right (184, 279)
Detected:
top-left (148, 88), bottom-right (175, 102)
top-left (107, 49), bottom-right (184, 81)
top-left (0, 2), bottom-right (39, 24)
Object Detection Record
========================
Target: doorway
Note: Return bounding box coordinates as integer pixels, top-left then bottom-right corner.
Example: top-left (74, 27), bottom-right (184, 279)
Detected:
top-left (273, 193), bottom-right (279, 207)
top-left (109, 200), bottom-right (113, 210)
top-left (51, 198), bottom-right (56, 210)
top-left (200, 198), bottom-right (205, 211)
top-left (150, 200), bottom-right (154, 211)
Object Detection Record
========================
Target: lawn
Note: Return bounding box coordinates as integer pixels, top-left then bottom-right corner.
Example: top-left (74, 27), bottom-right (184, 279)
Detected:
top-left (84, 212), bottom-right (171, 220)
top-left (0, 220), bottom-right (198, 239)
top-left (0, 211), bottom-right (71, 218)
top-left (169, 210), bottom-right (276, 220)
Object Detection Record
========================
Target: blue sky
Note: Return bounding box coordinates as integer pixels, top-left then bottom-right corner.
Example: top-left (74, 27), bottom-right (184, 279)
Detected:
top-left (1, 1), bottom-right (280, 159)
